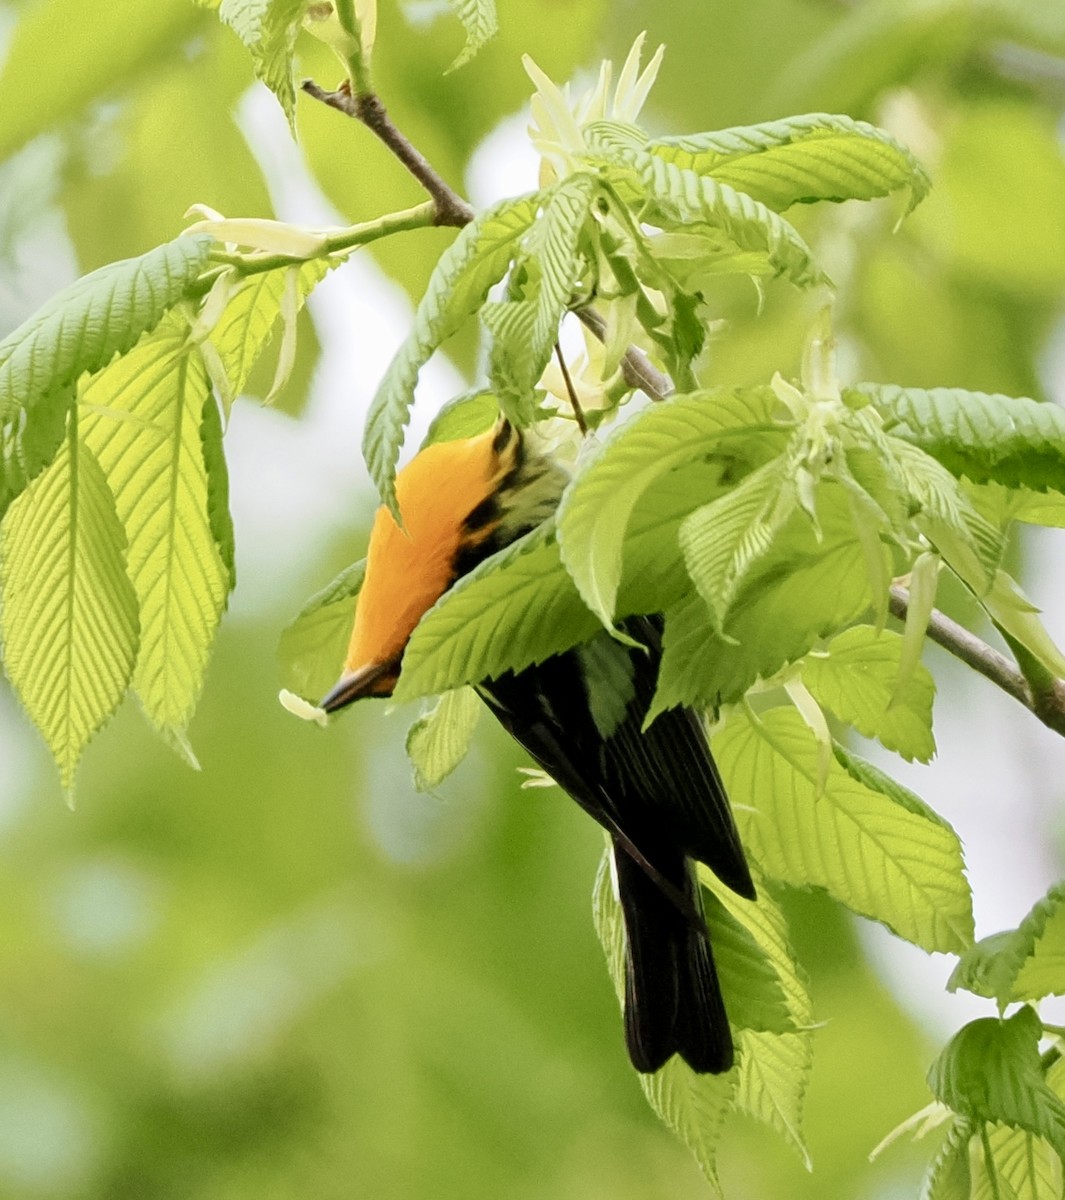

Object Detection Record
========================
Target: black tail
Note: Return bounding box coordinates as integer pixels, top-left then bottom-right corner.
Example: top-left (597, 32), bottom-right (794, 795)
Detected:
top-left (614, 840), bottom-right (732, 1074)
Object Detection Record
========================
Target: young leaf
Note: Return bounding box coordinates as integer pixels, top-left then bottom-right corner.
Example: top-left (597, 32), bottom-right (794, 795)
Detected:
top-left (971, 1124), bottom-right (1063, 1200)
top-left (80, 318), bottom-right (232, 735)
top-left (928, 1007), bottom-right (1065, 1163)
top-left (679, 456), bottom-right (797, 632)
top-left (650, 483), bottom-right (883, 717)
top-left (586, 130), bottom-right (824, 288)
top-left (278, 559), bottom-right (365, 702)
top-left (0, 421), bottom-right (139, 791)
top-left (200, 394), bottom-right (236, 593)
top-left (0, 384), bottom-right (74, 520)
top-left (0, 234), bottom-right (213, 418)
top-left (856, 384), bottom-right (1065, 495)
top-left (648, 112), bottom-right (930, 214)
top-left (982, 570), bottom-right (1065, 681)
top-left (445, 0), bottom-right (498, 71)
top-left (557, 385), bottom-right (788, 628)
top-left (801, 625), bottom-right (936, 762)
top-left (714, 707), bottom-right (973, 953)
top-left (949, 881), bottom-right (1065, 1008)
top-left (485, 173), bottom-right (596, 415)
top-left (421, 390), bottom-right (499, 447)
top-left (405, 686), bottom-right (481, 792)
top-left (591, 852), bottom-right (736, 1192)
top-left (363, 194), bottom-right (541, 513)
top-left (219, 0), bottom-right (306, 129)
top-left (921, 1120), bottom-right (974, 1200)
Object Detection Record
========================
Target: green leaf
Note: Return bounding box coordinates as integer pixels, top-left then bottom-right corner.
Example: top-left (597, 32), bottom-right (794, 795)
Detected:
top-left (586, 129), bottom-right (823, 288)
top-left (921, 1121), bottom-right (974, 1200)
top-left (801, 625), bottom-right (936, 762)
top-left (557, 385), bottom-right (788, 627)
top-left (929, 1007), bottom-right (1065, 1163)
top-left (405, 687), bottom-right (482, 792)
top-left (445, 0), bottom-right (498, 70)
top-left (702, 889), bottom-right (793, 1036)
top-left (421, 391), bottom-right (499, 447)
top-left (219, 0), bottom-right (306, 129)
top-left (971, 1125), bottom-right (1063, 1200)
top-left (679, 456), bottom-right (797, 632)
top-left (832, 743), bottom-right (950, 829)
top-left (857, 385), bottom-right (1065, 495)
top-left (0, 419), bottom-right (139, 791)
top-left (0, 235), bottom-right (214, 420)
top-left (0, 385), bottom-right (75, 520)
top-left (714, 707), bottom-right (973, 953)
top-left (363, 194), bottom-right (540, 513)
top-left (394, 521), bottom-right (600, 701)
top-left (648, 112), bottom-right (930, 214)
top-left (80, 317), bottom-right (232, 735)
top-left (983, 570), bottom-right (1065, 682)
top-left (650, 482), bottom-right (882, 717)
top-left (485, 173), bottom-right (596, 417)
top-left (699, 870), bottom-right (814, 1166)
top-left (949, 882), bottom-right (1065, 1008)
top-left (576, 633), bottom-right (637, 741)
top-left (278, 560), bottom-right (365, 703)
top-left (591, 852), bottom-right (736, 1192)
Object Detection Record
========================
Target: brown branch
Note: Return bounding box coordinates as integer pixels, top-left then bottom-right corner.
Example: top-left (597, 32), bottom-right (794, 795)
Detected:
top-left (889, 584), bottom-right (1065, 739)
top-left (575, 307), bottom-right (673, 404)
top-left (301, 81), bottom-right (474, 228)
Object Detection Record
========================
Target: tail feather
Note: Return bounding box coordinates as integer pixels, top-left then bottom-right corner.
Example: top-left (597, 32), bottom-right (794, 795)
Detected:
top-left (615, 840), bottom-right (733, 1075)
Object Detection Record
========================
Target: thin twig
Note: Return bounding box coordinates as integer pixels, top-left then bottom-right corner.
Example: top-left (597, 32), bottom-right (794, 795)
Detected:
top-left (889, 584), bottom-right (1065, 738)
top-left (553, 342), bottom-right (588, 435)
top-left (575, 307), bottom-right (673, 403)
top-left (301, 81), bottom-right (474, 227)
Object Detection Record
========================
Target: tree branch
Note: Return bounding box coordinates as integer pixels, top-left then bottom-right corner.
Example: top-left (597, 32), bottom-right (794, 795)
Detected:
top-left (575, 306), bottom-right (673, 403)
top-left (889, 584), bottom-right (1065, 738)
top-left (301, 81), bottom-right (474, 227)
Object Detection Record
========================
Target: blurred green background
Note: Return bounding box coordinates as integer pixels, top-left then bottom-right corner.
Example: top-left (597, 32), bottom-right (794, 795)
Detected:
top-left (2, 0), bottom-right (1065, 1196)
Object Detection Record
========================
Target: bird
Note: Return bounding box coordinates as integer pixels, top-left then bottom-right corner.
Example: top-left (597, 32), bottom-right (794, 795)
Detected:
top-left (320, 417), bottom-right (755, 1074)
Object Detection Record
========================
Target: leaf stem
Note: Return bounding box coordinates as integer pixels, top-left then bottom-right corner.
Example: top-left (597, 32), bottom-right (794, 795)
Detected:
top-left (553, 342), bottom-right (588, 435)
top-left (194, 202), bottom-right (437, 293)
top-left (889, 584), bottom-right (1065, 739)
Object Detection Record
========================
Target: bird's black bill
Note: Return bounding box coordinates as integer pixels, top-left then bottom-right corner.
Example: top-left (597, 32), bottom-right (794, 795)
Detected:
top-left (319, 661), bottom-right (398, 712)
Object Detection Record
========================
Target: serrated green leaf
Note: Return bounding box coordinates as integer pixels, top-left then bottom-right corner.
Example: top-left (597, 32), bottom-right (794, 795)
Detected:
top-left (715, 707), bottom-right (973, 953)
top-left (680, 456), bottom-right (797, 632)
top-left (219, 0), bottom-right (306, 129)
top-left (0, 420), bottom-right (139, 790)
top-left (921, 1121), bottom-right (974, 1200)
top-left (591, 852), bottom-right (736, 1192)
top-left (80, 317), bottom-right (232, 735)
top-left (278, 559), bottom-right (365, 702)
top-left (557, 385), bottom-right (788, 627)
top-left (698, 872), bottom-right (814, 1166)
top-left (702, 889), bottom-right (793, 1035)
top-left (802, 625), bottom-right (936, 762)
top-left (0, 235), bottom-right (214, 420)
top-left (394, 521), bottom-right (599, 700)
top-left (586, 129), bottom-right (823, 289)
top-left (857, 385), bottom-right (1065, 496)
top-left (405, 686), bottom-right (481, 792)
top-left (421, 391), bottom-right (499, 447)
top-left (929, 1008), bottom-right (1065, 1163)
top-left (650, 482), bottom-right (882, 717)
top-left (832, 743), bottom-right (949, 828)
top-left (363, 194), bottom-right (540, 513)
top-left (648, 112), bottom-right (930, 214)
top-left (0, 385), bottom-right (74, 520)
top-left (445, 0), bottom-right (498, 70)
top-left (970, 1124), bottom-right (1063, 1200)
top-left (486, 173), bottom-right (596, 416)
top-left (950, 881), bottom-right (1065, 1008)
